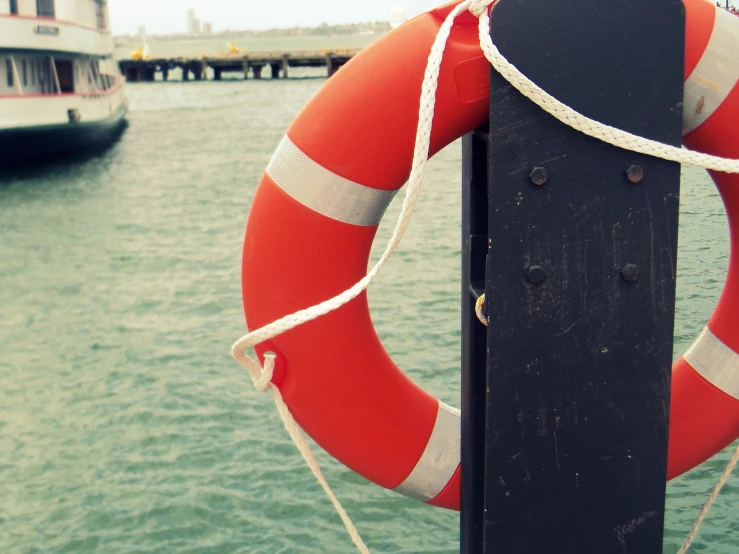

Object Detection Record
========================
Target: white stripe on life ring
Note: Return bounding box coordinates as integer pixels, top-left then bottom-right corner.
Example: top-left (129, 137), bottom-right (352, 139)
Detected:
top-left (266, 135), bottom-right (398, 227)
top-left (683, 7), bottom-right (739, 134)
top-left (684, 327), bottom-right (739, 401)
top-left (393, 401), bottom-right (460, 503)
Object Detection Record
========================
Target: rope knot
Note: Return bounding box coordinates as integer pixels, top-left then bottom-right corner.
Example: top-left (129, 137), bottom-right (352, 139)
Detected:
top-left (231, 337), bottom-right (276, 393)
top-left (468, 0), bottom-right (492, 18)
top-left (253, 353), bottom-right (276, 392)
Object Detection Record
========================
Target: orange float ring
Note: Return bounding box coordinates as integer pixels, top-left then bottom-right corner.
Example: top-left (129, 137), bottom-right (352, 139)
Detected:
top-left (241, 0), bottom-right (739, 510)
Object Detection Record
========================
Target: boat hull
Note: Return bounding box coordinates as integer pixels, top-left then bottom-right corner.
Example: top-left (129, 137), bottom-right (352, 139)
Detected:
top-left (0, 101), bottom-right (128, 163)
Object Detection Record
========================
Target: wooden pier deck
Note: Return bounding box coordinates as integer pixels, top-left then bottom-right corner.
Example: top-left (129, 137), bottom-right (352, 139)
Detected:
top-left (119, 49), bottom-right (361, 82)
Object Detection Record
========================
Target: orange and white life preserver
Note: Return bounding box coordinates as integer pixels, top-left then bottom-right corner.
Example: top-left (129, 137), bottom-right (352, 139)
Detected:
top-left (241, 0), bottom-right (739, 510)
top-left (670, 0), bottom-right (739, 479)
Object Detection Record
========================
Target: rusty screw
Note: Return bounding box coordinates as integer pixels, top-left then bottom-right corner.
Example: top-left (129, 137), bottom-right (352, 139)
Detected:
top-left (526, 265), bottom-right (547, 285)
top-left (529, 166), bottom-right (548, 186)
top-left (626, 164), bottom-right (644, 184)
top-left (620, 263), bottom-right (640, 283)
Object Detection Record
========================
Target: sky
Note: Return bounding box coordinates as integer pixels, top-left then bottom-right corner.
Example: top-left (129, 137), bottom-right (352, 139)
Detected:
top-left (109, 0), bottom-right (450, 36)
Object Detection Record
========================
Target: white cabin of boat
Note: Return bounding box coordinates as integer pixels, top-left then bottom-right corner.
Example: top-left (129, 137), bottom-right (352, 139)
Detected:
top-left (0, 0), bottom-right (127, 135)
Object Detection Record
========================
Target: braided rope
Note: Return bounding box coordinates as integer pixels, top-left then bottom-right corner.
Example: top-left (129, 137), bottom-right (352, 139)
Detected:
top-left (232, 1), bottom-right (739, 551)
top-left (677, 442), bottom-right (739, 554)
top-left (231, 3), bottom-right (476, 551)
top-left (231, 0), bottom-right (471, 362)
top-left (242, 353), bottom-right (371, 553)
top-left (475, 1), bottom-right (739, 173)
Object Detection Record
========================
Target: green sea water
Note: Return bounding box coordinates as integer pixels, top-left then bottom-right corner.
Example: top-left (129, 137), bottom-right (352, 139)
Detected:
top-left (0, 76), bottom-right (737, 553)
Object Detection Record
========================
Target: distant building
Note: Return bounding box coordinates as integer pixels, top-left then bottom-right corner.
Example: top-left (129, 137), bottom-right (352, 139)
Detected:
top-left (203, 22), bottom-right (213, 35)
top-left (187, 9), bottom-right (195, 32)
top-left (137, 25), bottom-right (147, 40)
top-left (187, 8), bottom-right (200, 35)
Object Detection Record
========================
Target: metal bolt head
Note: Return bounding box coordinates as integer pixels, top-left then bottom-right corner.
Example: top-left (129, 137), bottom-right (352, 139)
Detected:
top-left (626, 164), bottom-right (644, 184)
top-left (526, 265), bottom-right (547, 285)
top-left (529, 166), bottom-right (548, 186)
top-left (620, 263), bottom-right (640, 282)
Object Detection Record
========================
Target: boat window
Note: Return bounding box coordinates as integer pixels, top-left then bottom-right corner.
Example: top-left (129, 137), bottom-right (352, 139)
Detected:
top-left (39, 58), bottom-right (49, 94)
top-left (21, 60), bottom-right (27, 87)
top-left (54, 60), bottom-right (74, 93)
top-left (95, 0), bottom-right (107, 30)
top-left (10, 0), bottom-right (18, 14)
top-left (36, 0), bottom-right (55, 18)
top-left (31, 60), bottom-right (36, 86)
top-left (6, 60), bottom-right (13, 88)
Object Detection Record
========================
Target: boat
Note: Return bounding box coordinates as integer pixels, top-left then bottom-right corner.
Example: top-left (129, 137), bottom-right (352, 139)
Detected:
top-left (0, 0), bottom-right (128, 163)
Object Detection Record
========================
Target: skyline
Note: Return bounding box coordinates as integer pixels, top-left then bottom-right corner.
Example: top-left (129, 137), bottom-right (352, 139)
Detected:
top-left (108, 1), bottom-right (445, 36)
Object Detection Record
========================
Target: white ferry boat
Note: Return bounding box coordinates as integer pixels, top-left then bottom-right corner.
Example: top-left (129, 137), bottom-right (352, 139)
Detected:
top-left (0, 0), bottom-right (128, 162)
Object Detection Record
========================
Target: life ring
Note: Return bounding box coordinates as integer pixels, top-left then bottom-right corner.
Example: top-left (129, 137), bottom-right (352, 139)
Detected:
top-left (241, 0), bottom-right (739, 510)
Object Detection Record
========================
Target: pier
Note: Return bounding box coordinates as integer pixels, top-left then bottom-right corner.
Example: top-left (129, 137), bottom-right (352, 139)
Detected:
top-left (118, 49), bottom-right (360, 82)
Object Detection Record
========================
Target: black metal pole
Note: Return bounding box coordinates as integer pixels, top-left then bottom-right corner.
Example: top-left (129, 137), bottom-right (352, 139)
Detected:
top-left (461, 0), bottom-right (685, 552)
top-left (461, 128), bottom-right (489, 554)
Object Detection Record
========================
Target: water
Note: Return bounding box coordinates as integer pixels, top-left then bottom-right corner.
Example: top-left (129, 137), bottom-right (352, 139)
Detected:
top-left (0, 77), bottom-right (736, 553)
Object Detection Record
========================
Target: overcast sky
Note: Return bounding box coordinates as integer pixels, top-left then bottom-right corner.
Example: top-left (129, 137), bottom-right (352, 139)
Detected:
top-left (109, 1), bottom-right (448, 35)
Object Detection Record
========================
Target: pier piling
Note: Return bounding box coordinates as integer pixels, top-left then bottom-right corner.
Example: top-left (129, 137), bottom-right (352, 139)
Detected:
top-left (325, 54), bottom-right (336, 78)
top-left (192, 61), bottom-right (204, 81)
top-left (124, 66), bottom-right (139, 82)
top-left (281, 55), bottom-right (289, 79)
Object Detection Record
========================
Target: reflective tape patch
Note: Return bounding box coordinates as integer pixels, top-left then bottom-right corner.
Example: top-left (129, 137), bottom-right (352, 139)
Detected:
top-left (266, 136), bottom-right (398, 227)
top-left (393, 402), bottom-right (461, 502)
top-left (684, 327), bottom-right (739, 401)
top-left (683, 7), bottom-right (739, 134)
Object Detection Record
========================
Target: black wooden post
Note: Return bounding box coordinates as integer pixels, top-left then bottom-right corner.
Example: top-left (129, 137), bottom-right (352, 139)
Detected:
top-left (461, 0), bottom-right (684, 552)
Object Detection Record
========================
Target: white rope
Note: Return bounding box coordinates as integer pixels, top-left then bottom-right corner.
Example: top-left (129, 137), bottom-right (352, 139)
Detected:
top-left (677, 442), bottom-right (739, 554)
top-left (474, 0), bottom-right (739, 173)
top-left (241, 352), bottom-right (371, 554)
top-left (232, 1), bottom-right (739, 551)
top-left (231, 3), bottom-right (476, 551)
top-left (231, 0), bottom-right (472, 362)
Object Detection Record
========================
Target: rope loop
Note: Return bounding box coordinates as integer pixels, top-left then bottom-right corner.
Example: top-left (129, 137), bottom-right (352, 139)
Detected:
top-left (253, 353), bottom-right (275, 393)
top-left (231, 342), bottom-right (274, 393)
